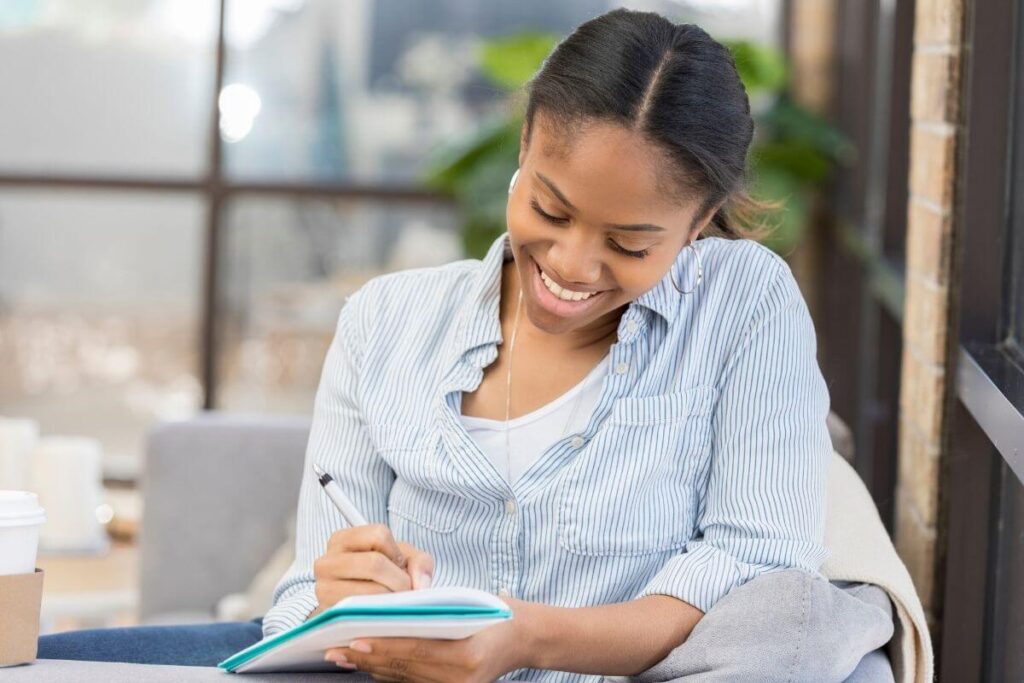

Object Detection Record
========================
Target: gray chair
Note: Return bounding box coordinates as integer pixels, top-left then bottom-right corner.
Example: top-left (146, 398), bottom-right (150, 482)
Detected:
top-left (138, 412), bottom-right (311, 622)
top-left (138, 410), bottom-right (856, 622)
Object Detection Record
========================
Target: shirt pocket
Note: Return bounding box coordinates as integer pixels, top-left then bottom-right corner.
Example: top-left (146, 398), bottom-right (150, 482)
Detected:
top-left (368, 421), bottom-right (444, 485)
top-left (558, 385), bottom-right (718, 557)
top-left (386, 477), bottom-right (468, 533)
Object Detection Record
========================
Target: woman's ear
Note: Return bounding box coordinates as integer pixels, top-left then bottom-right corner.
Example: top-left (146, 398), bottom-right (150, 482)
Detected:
top-left (689, 200), bottom-right (725, 242)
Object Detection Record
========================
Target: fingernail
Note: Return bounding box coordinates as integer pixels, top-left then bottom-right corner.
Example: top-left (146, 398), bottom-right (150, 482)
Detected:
top-left (349, 640), bottom-right (372, 653)
top-left (416, 571), bottom-right (433, 589)
top-left (335, 661), bottom-right (358, 670)
top-left (324, 652), bottom-right (348, 664)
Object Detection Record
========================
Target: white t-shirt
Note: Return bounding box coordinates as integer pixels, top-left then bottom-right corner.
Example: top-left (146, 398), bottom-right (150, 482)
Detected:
top-left (459, 354), bottom-right (610, 485)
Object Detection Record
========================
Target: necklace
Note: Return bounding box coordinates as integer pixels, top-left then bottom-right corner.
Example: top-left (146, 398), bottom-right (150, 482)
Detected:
top-left (503, 286), bottom-right (597, 485)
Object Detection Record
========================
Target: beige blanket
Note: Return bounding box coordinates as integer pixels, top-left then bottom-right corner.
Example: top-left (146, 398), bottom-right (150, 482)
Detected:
top-left (821, 454), bottom-right (934, 683)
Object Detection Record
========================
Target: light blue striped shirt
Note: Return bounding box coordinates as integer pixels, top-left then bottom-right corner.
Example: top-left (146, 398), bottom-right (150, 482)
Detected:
top-left (265, 231), bottom-right (833, 682)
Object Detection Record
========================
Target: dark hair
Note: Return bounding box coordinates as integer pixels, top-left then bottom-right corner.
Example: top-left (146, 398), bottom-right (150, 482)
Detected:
top-left (523, 8), bottom-right (776, 240)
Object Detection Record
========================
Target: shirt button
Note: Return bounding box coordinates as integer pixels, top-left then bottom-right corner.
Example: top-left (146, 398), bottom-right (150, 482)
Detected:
top-left (615, 361), bottom-right (629, 375)
top-left (626, 320), bottom-right (638, 333)
top-left (570, 435), bottom-right (585, 449)
top-left (504, 499), bottom-right (517, 515)
top-left (498, 587), bottom-right (511, 598)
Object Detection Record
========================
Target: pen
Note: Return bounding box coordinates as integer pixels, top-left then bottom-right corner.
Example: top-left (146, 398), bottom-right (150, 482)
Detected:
top-left (312, 463), bottom-right (369, 527)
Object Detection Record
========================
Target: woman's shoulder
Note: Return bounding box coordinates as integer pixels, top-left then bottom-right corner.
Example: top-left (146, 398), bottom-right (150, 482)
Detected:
top-left (342, 256), bottom-right (485, 338)
top-left (700, 235), bottom-right (787, 274)
top-left (698, 236), bottom-right (794, 305)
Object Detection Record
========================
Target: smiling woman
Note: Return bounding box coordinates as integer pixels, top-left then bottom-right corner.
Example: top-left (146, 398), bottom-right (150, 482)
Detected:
top-left (269, 9), bottom-right (883, 682)
top-left (36, 7), bottom-right (891, 682)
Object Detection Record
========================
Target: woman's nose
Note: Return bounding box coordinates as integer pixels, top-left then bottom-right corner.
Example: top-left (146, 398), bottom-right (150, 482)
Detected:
top-left (548, 237), bottom-right (603, 286)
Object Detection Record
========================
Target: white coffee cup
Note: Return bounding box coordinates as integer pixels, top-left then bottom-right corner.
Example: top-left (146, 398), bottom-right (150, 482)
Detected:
top-left (0, 491), bottom-right (46, 576)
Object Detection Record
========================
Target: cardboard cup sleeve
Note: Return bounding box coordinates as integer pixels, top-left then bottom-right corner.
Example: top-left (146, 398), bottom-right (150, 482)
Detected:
top-left (0, 569), bottom-right (44, 667)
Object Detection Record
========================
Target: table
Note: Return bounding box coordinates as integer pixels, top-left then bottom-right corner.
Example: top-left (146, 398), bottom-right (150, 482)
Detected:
top-left (3, 660), bottom-right (519, 681)
top-left (2, 659), bottom-right (376, 681)
top-left (37, 542), bottom-right (138, 632)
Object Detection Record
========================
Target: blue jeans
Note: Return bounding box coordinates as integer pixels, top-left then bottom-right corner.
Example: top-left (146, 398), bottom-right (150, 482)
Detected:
top-left (37, 618), bottom-right (265, 667)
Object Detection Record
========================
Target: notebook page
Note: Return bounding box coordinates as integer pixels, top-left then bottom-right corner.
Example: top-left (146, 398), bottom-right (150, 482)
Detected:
top-left (333, 586), bottom-right (510, 612)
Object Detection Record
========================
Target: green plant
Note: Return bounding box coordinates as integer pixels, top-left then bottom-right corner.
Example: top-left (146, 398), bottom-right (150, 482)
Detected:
top-left (423, 34), bottom-right (853, 259)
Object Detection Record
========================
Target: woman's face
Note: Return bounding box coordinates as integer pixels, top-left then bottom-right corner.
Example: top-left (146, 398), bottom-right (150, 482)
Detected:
top-left (507, 115), bottom-right (714, 336)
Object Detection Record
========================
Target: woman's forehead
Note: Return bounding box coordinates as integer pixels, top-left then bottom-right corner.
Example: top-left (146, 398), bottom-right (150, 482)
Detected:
top-left (528, 116), bottom-right (700, 222)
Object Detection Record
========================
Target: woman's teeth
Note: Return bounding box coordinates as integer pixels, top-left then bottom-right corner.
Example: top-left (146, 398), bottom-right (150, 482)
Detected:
top-left (539, 268), bottom-right (597, 301)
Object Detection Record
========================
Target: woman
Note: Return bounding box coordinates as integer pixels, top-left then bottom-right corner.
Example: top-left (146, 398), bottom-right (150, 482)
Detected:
top-left (40, 9), bottom-right (891, 681)
top-left (271, 8), bottom-right (834, 681)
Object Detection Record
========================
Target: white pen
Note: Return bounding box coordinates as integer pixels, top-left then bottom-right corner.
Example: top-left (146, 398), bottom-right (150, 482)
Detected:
top-left (312, 463), bottom-right (369, 527)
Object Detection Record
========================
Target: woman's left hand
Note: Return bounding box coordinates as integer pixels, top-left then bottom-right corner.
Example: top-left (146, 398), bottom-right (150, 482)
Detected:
top-left (324, 598), bottom-right (530, 682)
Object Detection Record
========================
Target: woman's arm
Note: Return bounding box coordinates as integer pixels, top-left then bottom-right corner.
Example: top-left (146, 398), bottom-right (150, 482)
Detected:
top-left (517, 595), bottom-right (703, 675)
top-left (263, 286), bottom-right (397, 636)
top-left (327, 595), bottom-right (702, 679)
top-left (630, 260), bottom-right (832, 614)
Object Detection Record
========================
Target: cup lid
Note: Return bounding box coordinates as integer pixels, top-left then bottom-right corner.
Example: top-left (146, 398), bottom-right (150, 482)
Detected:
top-left (0, 490), bottom-right (46, 526)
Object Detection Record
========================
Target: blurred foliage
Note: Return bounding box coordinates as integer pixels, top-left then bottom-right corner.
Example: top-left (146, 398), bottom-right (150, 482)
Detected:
top-left (423, 33), bottom-right (854, 259)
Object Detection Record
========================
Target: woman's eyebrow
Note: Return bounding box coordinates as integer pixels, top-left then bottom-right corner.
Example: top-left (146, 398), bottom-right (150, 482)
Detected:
top-left (535, 171), bottom-right (667, 233)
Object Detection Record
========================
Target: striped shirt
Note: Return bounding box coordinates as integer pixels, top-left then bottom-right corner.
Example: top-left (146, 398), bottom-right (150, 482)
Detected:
top-left (265, 231), bottom-right (833, 682)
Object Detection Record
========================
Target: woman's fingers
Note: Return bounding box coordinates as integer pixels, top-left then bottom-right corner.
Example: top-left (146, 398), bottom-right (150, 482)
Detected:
top-left (331, 524), bottom-right (408, 569)
top-left (316, 551), bottom-right (413, 593)
top-left (398, 542), bottom-right (435, 590)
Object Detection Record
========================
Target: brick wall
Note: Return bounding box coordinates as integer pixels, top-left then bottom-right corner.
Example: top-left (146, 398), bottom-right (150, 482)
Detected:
top-left (895, 0), bottom-right (965, 629)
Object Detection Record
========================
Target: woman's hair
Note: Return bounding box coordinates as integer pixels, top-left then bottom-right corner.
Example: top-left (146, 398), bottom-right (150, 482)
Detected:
top-left (523, 8), bottom-right (776, 240)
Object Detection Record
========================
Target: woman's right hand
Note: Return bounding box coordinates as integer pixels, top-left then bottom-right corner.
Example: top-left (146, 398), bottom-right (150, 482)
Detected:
top-left (309, 524), bottom-right (434, 619)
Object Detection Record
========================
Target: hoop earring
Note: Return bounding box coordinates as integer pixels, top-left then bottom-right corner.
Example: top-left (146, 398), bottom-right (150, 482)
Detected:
top-left (508, 168), bottom-right (520, 195)
top-left (670, 242), bottom-right (703, 294)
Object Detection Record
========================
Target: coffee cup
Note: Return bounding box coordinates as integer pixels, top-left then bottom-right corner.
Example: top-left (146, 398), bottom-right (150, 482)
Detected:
top-left (0, 490), bottom-right (46, 667)
top-left (0, 491), bottom-right (46, 576)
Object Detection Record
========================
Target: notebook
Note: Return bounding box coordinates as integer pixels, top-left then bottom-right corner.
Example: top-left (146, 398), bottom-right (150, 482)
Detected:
top-left (218, 587), bottom-right (513, 673)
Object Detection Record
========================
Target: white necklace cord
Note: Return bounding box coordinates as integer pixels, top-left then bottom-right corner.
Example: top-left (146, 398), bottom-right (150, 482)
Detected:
top-left (504, 287), bottom-right (524, 485)
top-left (503, 284), bottom-right (599, 487)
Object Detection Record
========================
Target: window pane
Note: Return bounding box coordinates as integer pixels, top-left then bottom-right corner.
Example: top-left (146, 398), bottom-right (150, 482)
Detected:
top-left (0, 1), bottom-right (218, 176)
top-left (215, 195), bottom-right (459, 412)
top-left (221, 0), bottom-right (602, 183)
top-left (221, 0), bottom-right (784, 183)
top-left (0, 190), bottom-right (205, 477)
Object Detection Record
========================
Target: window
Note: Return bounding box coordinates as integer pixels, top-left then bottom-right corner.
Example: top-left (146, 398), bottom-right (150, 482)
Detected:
top-left (942, 0), bottom-right (1024, 678)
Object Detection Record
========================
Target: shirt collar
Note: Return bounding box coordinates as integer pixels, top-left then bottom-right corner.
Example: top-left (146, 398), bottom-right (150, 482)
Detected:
top-left (456, 231), bottom-right (687, 357)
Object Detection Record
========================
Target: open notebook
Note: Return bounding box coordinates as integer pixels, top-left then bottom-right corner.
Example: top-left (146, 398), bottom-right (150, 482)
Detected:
top-left (218, 587), bottom-right (513, 674)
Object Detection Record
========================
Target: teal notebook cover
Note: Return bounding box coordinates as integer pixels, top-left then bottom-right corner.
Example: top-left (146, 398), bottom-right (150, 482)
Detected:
top-left (218, 602), bottom-right (512, 672)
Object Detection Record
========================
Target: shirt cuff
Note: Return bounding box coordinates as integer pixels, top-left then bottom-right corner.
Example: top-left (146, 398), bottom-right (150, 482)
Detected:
top-left (261, 583), bottom-right (320, 638)
top-left (635, 540), bottom-right (826, 613)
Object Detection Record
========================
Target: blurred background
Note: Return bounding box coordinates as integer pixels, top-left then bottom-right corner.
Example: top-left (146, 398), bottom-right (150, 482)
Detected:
top-left (0, 1), bottom-right (1021, 679)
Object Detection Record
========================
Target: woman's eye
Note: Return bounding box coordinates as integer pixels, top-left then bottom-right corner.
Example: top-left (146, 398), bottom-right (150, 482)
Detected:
top-left (529, 199), bottom-right (567, 224)
top-left (529, 198), bottom-right (648, 259)
top-left (609, 241), bottom-right (649, 259)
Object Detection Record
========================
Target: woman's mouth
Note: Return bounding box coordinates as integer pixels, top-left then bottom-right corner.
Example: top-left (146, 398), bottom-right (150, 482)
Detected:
top-left (529, 257), bottom-right (607, 317)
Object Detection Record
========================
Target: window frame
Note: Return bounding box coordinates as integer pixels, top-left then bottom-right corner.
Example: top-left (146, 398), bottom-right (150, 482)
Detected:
top-left (942, 0), bottom-right (1024, 678)
top-left (0, 0), bottom-right (455, 410)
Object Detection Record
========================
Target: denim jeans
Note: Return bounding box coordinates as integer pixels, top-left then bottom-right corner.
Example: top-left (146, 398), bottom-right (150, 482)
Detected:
top-left (37, 618), bottom-right (265, 667)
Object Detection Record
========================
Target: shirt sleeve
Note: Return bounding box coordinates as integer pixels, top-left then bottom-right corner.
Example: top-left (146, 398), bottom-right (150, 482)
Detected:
top-left (635, 261), bottom-right (832, 613)
top-left (262, 286), bottom-right (396, 637)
